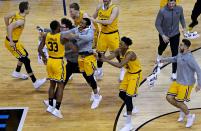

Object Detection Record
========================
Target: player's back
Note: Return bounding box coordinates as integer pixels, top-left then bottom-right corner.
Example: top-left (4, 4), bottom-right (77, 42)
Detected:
top-left (45, 32), bottom-right (65, 58)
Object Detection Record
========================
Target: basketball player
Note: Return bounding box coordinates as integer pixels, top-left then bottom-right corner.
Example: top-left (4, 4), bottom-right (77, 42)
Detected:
top-left (4, 1), bottom-right (46, 89)
top-left (38, 20), bottom-right (76, 118)
top-left (160, 39), bottom-right (201, 128)
top-left (188, 0), bottom-right (201, 31)
top-left (88, 0), bottom-right (125, 81)
top-left (160, 0), bottom-right (180, 8)
top-left (101, 37), bottom-right (142, 131)
top-left (61, 18), bottom-right (102, 109)
top-left (69, 2), bottom-right (99, 49)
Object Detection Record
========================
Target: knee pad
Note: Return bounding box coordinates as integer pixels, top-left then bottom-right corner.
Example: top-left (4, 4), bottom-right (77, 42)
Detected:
top-left (125, 95), bottom-right (133, 112)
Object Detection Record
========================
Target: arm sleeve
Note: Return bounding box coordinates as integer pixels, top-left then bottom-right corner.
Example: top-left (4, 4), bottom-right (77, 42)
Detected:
top-left (155, 10), bottom-right (164, 36)
top-left (179, 7), bottom-right (186, 29)
top-left (161, 56), bottom-right (177, 63)
top-left (188, 56), bottom-right (201, 87)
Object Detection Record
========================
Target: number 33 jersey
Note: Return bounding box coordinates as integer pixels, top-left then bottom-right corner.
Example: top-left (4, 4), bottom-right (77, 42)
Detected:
top-left (45, 33), bottom-right (65, 58)
top-left (45, 32), bottom-right (66, 82)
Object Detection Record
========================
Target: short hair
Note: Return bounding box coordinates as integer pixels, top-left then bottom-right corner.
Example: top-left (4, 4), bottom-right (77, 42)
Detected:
top-left (121, 37), bottom-right (133, 46)
top-left (61, 18), bottom-right (73, 29)
top-left (19, 1), bottom-right (29, 13)
top-left (50, 20), bottom-right (60, 31)
top-left (168, 0), bottom-right (176, 2)
top-left (182, 39), bottom-right (191, 48)
top-left (69, 3), bottom-right (80, 11)
top-left (83, 18), bottom-right (91, 26)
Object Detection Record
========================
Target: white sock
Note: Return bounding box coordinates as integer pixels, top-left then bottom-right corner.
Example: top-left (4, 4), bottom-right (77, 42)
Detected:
top-left (126, 115), bottom-right (132, 124)
top-left (97, 68), bottom-right (102, 72)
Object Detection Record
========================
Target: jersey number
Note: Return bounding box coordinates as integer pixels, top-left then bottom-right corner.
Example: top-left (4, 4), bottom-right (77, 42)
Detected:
top-left (48, 42), bottom-right (58, 52)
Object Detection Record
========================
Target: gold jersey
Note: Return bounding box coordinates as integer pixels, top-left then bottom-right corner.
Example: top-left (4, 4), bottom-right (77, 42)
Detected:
top-left (160, 0), bottom-right (180, 8)
top-left (98, 4), bottom-right (118, 33)
top-left (74, 11), bottom-right (84, 26)
top-left (8, 12), bottom-right (25, 40)
top-left (45, 33), bottom-right (65, 58)
top-left (121, 49), bottom-right (141, 73)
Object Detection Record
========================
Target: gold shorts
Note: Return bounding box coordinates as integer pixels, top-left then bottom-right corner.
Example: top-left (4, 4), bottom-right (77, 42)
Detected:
top-left (5, 38), bottom-right (27, 58)
top-left (46, 58), bottom-right (66, 82)
top-left (167, 81), bottom-right (193, 102)
top-left (96, 31), bottom-right (119, 52)
top-left (119, 72), bottom-right (142, 97)
top-left (78, 54), bottom-right (97, 76)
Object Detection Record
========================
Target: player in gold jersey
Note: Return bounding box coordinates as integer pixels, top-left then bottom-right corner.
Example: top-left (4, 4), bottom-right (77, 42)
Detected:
top-left (89, 0), bottom-right (125, 81)
top-left (69, 2), bottom-right (99, 49)
top-left (101, 37), bottom-right (142, 131)
top-left (38, 20), bottom-right (76, 118)
top-left (160, 0), bottom-right (180, 8)
top-left (4, 1), bottom-right (46, 89)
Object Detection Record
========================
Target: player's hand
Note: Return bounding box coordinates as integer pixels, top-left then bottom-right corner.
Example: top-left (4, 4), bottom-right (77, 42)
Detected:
top-left (42, 57), bottom-right (47, 65)
top-left (10, 41), bottom-right (16, 48)
top-left (181, 28), bottom-right (187, 34)
top-left (195, 85), bottom-right (201, 92)
top-left (162, 35), bottom-right (169, 43)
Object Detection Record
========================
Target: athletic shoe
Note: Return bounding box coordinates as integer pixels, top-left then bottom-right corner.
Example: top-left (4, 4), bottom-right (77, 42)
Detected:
top-left (12, 71), bottom-right (28, 80)
top-left (177, 111), bottom-right (185, 122)
top-left (186, 114), bottom-right (195, 128)
top-left (90, 87), bottom-right (100, 102)
top-left (94, 68), bottom-right (103, 80)
top-left (123, 106), bottom-right (139, 117)
top-left (91, 95), bottom-right (102, 109)
top-left (46, 105), bottom-right (55, 113)
top-left (33, 78), bottom-right (46, 89)
top-left (171, 73), bottom-right (177, 81)
top-left (188, 21), bottom-right (198, 30)
top-left (51, 108), bottom-right (63, 118)
top-left (120, 123), bottom-right (134, 131)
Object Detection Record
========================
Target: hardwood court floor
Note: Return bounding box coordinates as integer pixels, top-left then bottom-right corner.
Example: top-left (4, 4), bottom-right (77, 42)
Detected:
top-left (0, 0), bottom-right (200, 131)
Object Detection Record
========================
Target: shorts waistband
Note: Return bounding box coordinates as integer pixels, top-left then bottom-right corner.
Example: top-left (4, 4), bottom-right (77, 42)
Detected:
top-left (6, 36), bottom-right (18, 43)
top-left (128, 70), bottom-right (142, 74)
top-left (79, 51), bottom-right (93, 56)
top-left (49, 56), bottom-right (63, 59)
top-left (101, 30), bottom-right (118, 34)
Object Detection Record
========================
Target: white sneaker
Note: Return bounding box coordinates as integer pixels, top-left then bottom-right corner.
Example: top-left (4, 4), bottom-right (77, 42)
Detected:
top-left (120, 123), bottom-right (134, 131)
top-left (12, 71), bottom-right (28, 80)
top-left (91, 95), bottom-right (102, 109)
top-left (95, 68), bottom-right (103, 80)
top-left (33, 78), bottom-right (46, 89)
top-left (46, 105), bottom-right (55, 113)
top-left (90, 87), bottom-right (100, 102)
top-left (43, 99), bottom-right (56, 107)
top-left (177, 111), bottom-right (185, 122)
top-left (123, 106), bottom-right (139, 117)
top-left (186, 114), bottom-right (195, 128)
top-left (119, 68), bottom-right (125, 82)
top-left (51, 108), bottom-right (63, 118)
top-left (171, 73), bottom-right (177, 81)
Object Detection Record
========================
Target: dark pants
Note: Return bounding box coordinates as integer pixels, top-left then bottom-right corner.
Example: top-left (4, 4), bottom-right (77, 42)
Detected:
top-left (189, 0), bottom-right (201, 27)
top-left (158, 33), bottom-right (180, 73)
